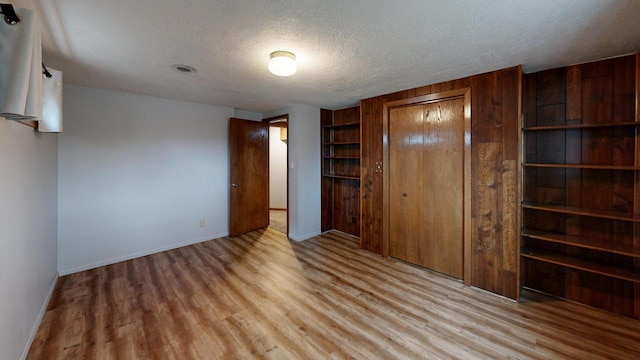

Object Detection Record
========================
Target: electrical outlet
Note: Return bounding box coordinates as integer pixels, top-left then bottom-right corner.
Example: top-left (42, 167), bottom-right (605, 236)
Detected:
top-left (199, 219), bottom-right (205, 227)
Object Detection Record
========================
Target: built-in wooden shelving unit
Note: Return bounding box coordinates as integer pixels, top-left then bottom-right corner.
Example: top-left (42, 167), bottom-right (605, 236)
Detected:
top-left (321, 106), bottom-right (361, 237)
top-left (520, 53), bottom-right (640, 318)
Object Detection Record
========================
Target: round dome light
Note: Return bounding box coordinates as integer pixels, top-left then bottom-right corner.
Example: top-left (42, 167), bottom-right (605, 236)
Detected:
top-left (269, 51), bottom-right (297, 76)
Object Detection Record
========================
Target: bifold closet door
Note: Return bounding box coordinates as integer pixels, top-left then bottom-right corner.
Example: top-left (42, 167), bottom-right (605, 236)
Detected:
top-left (389, 98), bottom-right (464, 279)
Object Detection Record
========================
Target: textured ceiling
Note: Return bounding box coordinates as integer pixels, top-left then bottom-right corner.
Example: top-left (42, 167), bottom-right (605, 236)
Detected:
top-left (12, 0), bottom-right (640, 112)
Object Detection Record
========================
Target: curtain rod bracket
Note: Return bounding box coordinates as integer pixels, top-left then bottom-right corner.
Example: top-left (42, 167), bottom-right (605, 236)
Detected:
top-left (0, 4), bottom-right (20, 25)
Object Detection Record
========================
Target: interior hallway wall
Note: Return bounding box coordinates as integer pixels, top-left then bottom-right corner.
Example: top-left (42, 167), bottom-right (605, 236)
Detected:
top-left (269, 126), bottom-right (287, 209)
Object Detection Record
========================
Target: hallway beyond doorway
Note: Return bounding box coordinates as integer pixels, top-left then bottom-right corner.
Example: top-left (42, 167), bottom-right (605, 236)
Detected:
top-left (269, 209), bottom-right (287, 234)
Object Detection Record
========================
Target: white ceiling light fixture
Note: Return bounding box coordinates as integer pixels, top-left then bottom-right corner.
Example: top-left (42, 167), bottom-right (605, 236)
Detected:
top-left (269, 51), bottom-right (297, 76)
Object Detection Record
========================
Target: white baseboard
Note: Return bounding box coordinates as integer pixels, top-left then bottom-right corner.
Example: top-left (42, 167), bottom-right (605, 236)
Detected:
top-left (288, 231), bottom-right (321, 242)
top-left (20, 272), bottom-right (59, 360)
top-left (58, 232), bottom-right (228, 276)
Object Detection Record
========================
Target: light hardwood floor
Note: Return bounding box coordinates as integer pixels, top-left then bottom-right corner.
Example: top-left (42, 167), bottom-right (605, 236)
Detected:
top-left (28, 229), bottom-right (640, 359)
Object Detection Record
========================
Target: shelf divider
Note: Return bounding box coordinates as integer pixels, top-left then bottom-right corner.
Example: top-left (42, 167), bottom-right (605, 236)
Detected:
top-left (523, 163), bottom-right (640, 170)
top-left (521, 248), bottom-right (640, 283)
top-left (522, 228), bottom-right (640, 258)
top-left (522, 202), bottom-right (640, 222)
top-left (322, 174), bottom-right (360, 180)
top-left (322, 122), bottom-right (360, 128)
top-left (522, 122), bottom-right (640, 131)
top-left (322, 141), bottom-right (361, 146)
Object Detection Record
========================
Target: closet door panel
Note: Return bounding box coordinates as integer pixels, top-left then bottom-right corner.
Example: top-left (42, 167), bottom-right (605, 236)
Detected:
top-left (422, 98), bottom-right (464, 278)
top-left (389, 105), bottom-right (425, 264)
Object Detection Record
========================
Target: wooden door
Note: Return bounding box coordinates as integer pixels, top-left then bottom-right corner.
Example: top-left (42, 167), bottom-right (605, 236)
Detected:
top-left (389, 98), bottom-right (465, 279)
top-left (229, 118), bottom-right (269, 237)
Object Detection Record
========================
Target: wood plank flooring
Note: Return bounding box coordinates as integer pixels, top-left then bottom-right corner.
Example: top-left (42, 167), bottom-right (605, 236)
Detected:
top-left (28, 229), bottom-right (640, 359)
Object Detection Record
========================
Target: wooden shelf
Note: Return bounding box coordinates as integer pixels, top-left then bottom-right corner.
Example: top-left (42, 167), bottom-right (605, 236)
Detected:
top-left (322, 174), bottom-right (360, 180)
top-left (322, 122), bottom-right (360, 128)
top-left (522, 163), bottom-right (640, 170)
top-left (322, 142), bottom-right (360, 146)
top-left (521, 248), bottom-right (640, 283)
top-left (522, 202), bottom-right (640, 222)
top-left (522, 228), bottom-right (640, 258)
top-left (523, 122), bottom-right (640, 131)
top-left (323, 156), bottom-right (360, 159)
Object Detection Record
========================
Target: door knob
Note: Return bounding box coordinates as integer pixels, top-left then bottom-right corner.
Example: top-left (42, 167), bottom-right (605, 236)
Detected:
top-left (402, 193), bottom-right (408, 197)
top-left (231, 183), bottom-right (239, 188)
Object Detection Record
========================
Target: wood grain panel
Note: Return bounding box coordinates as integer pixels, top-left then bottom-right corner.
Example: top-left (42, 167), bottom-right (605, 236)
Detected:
top-left (333, 106), bottom-right (360, 125)
top-left (536, 68), bottom-right (566, 107)
top-left (27, 229), bottom-right (640, 359)
top-left (502, 68), bottom-right (519, 158)
top-left (476, 142), bottom-right (501, 291)
top-left (333, 178), bottom-right (360, 236)
top-left (360, 97), bottom-right (384, 253)
top-left (475, 71), bottom-right (502, 143)
top-left (535, 126), bottom-right (565, 163)
top-left (503, 160), bottom-right (518, 274)
top-left (582, 60), bottom-right (613, 125)
top-left (331, 156), bottom-right (359, 178)
top-left (613, 56), bottom-right (635, 124)
top-left (321, 176), bottom-right (333, 231)
top-left (567, 65), bottom-right (583, 121)
top-left (524, 74), bottom-right (537, 128)
top-left (612, 127), bottom-right (636, 166)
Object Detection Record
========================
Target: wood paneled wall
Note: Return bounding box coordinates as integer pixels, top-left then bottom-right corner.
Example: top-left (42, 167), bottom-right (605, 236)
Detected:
top-left (361, 67), bottom-right (521, 299)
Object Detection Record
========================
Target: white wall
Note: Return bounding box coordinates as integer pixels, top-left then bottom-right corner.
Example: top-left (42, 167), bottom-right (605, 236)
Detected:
top-left (233, 109), bottom-right (262, 121)
top-left (264, 104), bottom-right (321, 241)
top-left (269, 127), bottom-right (287, 209)
top-left (58, 86), bottom-right (234, 274)
top-left (0, 120), bottom-right (58, 360)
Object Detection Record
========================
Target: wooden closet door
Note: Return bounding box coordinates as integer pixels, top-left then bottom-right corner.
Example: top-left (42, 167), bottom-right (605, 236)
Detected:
top-left (389, 98), bottom-right (465, 279)
top-left (389, 105), bottom-right (425, 265)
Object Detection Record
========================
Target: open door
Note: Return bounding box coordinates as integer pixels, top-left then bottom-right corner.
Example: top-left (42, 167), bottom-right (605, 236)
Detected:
top-left (229, 118), bottom-right (269, 237)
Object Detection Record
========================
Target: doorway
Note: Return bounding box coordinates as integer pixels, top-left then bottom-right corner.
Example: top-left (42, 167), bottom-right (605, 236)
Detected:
top-left (265, 115), bottom-right (289, 235)
top-left (383, 89), bottom-right (471, 281)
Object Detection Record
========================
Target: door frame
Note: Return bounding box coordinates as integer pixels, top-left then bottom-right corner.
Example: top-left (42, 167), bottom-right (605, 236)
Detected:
top-left (382, 88), bottom-right (471, 284)
top-left (263, 114), bottom-right (289, 236)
